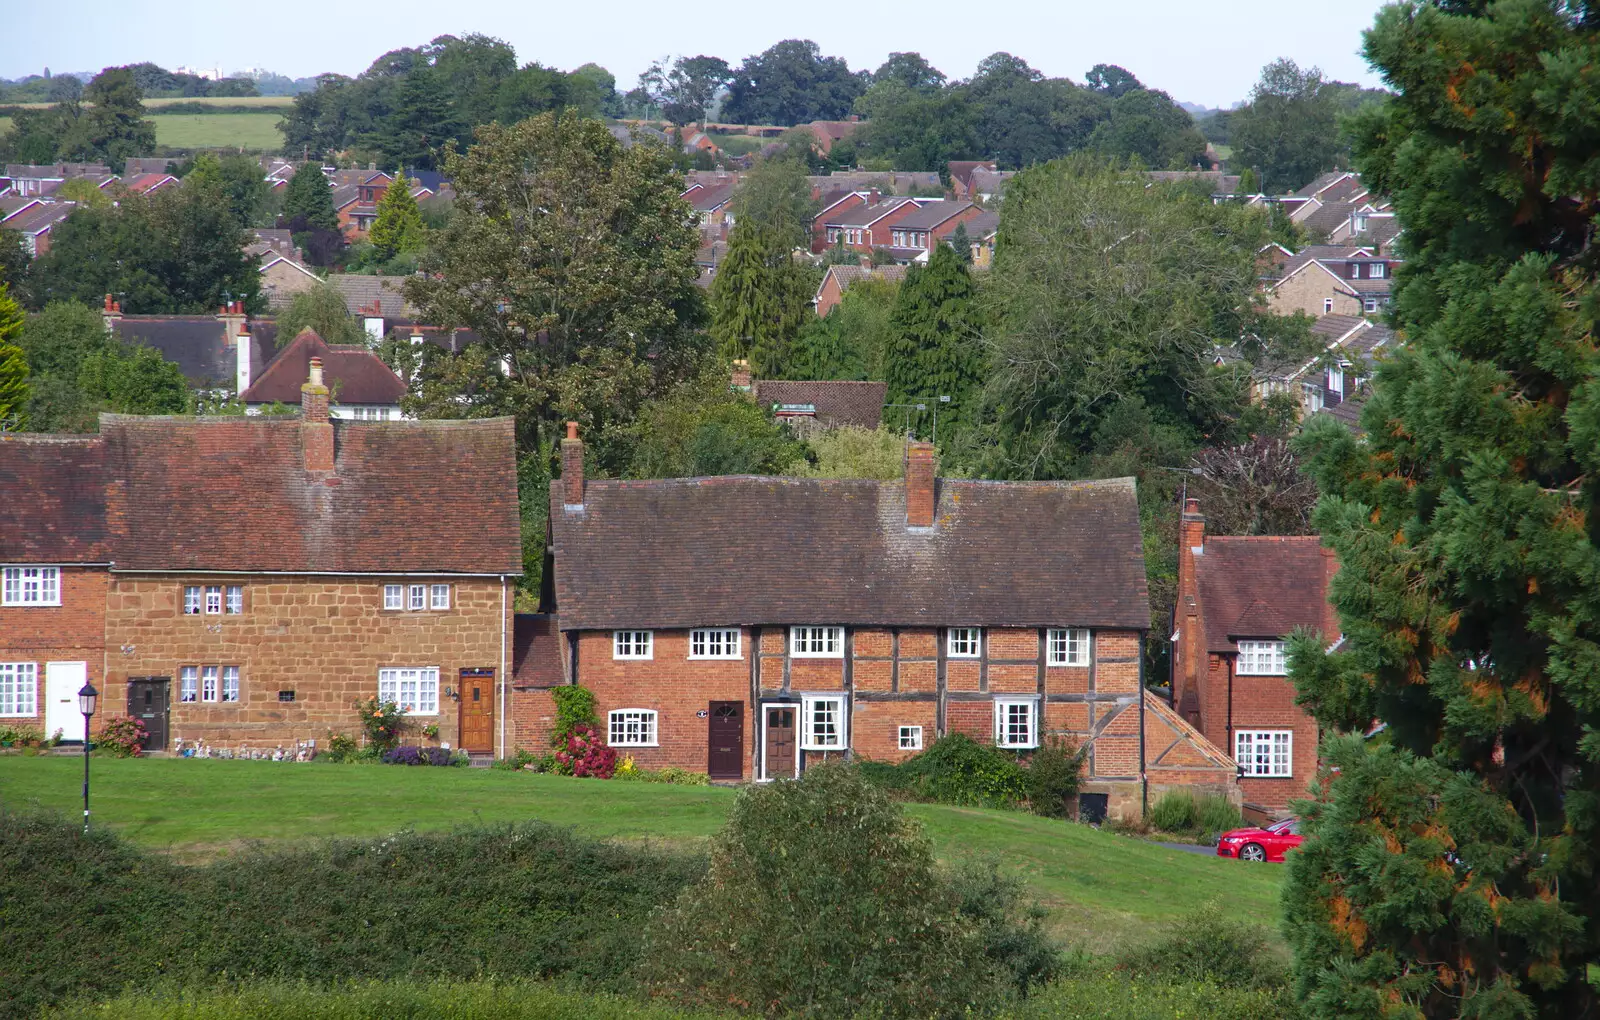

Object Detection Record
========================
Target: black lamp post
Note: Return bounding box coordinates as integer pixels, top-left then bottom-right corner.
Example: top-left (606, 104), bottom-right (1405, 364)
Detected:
top-left (78, 681), bottom-right (97, 835)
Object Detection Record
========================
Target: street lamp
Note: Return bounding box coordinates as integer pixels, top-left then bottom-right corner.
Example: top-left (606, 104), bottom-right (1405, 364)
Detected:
top-left (78, 681), bottom-right (97, 836)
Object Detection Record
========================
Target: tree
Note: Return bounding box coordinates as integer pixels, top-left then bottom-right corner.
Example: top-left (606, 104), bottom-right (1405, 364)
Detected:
top-left (783, 275), bottom-right (900, 381)
top-left (77, 341), bottom-right (191, 415)
top-left (1229, 60), bottom-right (1342, 193)
top-left (276, 284), bottom-right (368, 348)
top-left (949, 222), bottom-right (973, 264)
top-left (17, 301), bottom-right (112, 432)
top-left (183, 153), bottom-right (270, 227)
top-left (884, 243), bottom-right (982, 432)
top-left (58, 68), bottom-right (156, 166)
top-left (640, 55), bottom-right (733, 128)
top-left (787, 426), bottom-right (908, 479)
top-left (1087, 88), bottom-right (1208, 169)
top-left (721, 40), bottom-right (865, 126)
top-left (966, 55), bottom-right (1110, 169)
top-left (730, 155), bottom-right (816, 249)
top-left (852, 85), bottom-right (979, 172)
top-left (1085, 63), bottom-right (1142, 98)
top-left (872, 52), bottom-right (946, 93)
top-left (1188, 437), bottom-right (1317, 536)
top-left (625, 371), bottom-right (803, 478)
top-left (708, 222), bottom-right (812, 373)
top-left (1283, 4), bottom-right (1600, 1016)
top-left (281, 163), bottom-right (339, 232)
top-left (379, 65), bottom-right (457, 170)
top-left (0, 284), bottom-right (27, 430)
top-left (369, 171), bottom-right (426, 259)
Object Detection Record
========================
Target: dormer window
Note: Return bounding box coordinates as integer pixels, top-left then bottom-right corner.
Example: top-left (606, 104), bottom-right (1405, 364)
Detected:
top-left (1371, 262), bottom-right (1385, 279)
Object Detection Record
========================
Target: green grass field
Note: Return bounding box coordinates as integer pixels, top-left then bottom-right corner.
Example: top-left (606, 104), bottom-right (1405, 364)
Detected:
top-left (0, 756), bottom-right (1283, 950)
top-left (151, 112), bottom-right (284, 150)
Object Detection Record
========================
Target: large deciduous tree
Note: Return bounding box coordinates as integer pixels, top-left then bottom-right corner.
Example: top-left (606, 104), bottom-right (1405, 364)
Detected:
top-left (1284, 4), bottom-right (1600, 1016)
top-left (721, 40), bottom-right (864, 126)
top-left (1229, 59), bottom-right (1342, 193)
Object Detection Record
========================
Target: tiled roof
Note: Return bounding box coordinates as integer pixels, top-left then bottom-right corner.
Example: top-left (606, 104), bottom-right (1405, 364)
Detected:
top-left (1277, 245), bottom-right (1372, 281)
top-left (1294, 171), bottom-right (1354, 199)
top-left (549, 475), bottom-right (1149, 631)
top-left (330, 184), bottom-right (360, 211)
top-left (1194, 536), bottom-right (1336, 653)
top-left (890, 201), bottom-right (973, 231)
top-left (122, 157), bottom-right (174, 176)
top-left (1146, 170), bottom-right (1241, 193)
top-left (110, 316), bottom-right (238, 389)
top-left (0, 435), bottom-right (109, 562)
top-left (965, 209), bottom-right (1000, 239)
top-left (686, 182), bottom-right (736, 212)
top-left (752, 380), bottom-right (886, 429)
top-left (6, 202), bottom-right (75, 235)
top-left (824, 197), bottom-right (917, 227)
top-left (948, 161), bottom-right (996, 191)
top-left (327, 275), bottom-right (419, 318)
top-left (969, 167), bottom-right (1014, 196)
top-left (100, 414), bottom-right (521, 574)
top-left (241, 328), bottom-right (405, 406)
top-left (512, 613), bottom-right (564, 687)
top-left (0, 196), bottom-right (43, 221)
top-left (817, 264), bottom-right (907, 300)
top-left (1310, 315), bottom-right (1368, 342)
top-left (1301, 197), bottom-right (1367, 235)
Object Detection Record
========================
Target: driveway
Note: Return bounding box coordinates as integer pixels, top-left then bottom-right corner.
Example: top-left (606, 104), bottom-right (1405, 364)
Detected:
top-left (1153, 840), bottom-right (1214, 856)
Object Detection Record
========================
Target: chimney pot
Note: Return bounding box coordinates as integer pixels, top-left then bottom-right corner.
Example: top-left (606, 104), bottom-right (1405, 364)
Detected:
top-left (905, 441), bottom-right (936, 528)
top-left (561, 423), bottom-right (584, 507)
top-left (103, 293), bottom-right (113, 312)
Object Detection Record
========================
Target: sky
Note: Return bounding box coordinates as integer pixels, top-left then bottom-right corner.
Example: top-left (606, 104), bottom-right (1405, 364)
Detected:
top-left (2, 0), bottom-right (1390, 108)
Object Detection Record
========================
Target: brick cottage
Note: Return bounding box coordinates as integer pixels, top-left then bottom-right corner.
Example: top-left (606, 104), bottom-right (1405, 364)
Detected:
top-left (0, 359), bottom-right (522, 755)
top-left (1171, 498), bottom-right (1337, 814)
top-left (520, 427), bottom-right (1236, 819)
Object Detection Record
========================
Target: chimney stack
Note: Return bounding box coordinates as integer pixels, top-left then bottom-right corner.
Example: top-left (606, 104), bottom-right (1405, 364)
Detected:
top-left (301, 357), bottom-right (333, 471)
top-left (905, 441), bottom-right (936, 528)
top-left (868, 187), bottom-right (880, 205)
top-left (730, 359), bottom-right (752, 392)
top-left (561, 421), bottom-right (584, 508)
top-left (235, 323), bottom-right (252, 396)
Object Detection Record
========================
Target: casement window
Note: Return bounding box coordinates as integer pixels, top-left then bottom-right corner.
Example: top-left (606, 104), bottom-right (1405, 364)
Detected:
top-left (408, 584), bottom-right (427, 611)
top-left (613, 631), bottom-right (653, 660)
top-left (180, 666), bottom-right (198, 703)
top-left (201, 666), bottom-right (219, 703)
top-left (790, 626), bottom-right (843, 658)
top-left (947, 627), bottom-right (981, 658)
top-left (1047, 628), bottom-right (1091, 667)
top-left (378, 667), bottom-right (440, 715)
top-left (3, 566), bottom-right (60, 606)
top-left (689, 628), bottom-right (741, 659)
top-left (899, 725), bottom-right (923, 751)
top-left (1235, 730), bottom-right (1293, 777)
top-left (1323, 298), bottom-right (1334, 314)
top-left (1363, 297), bottom-right (1379, 313)
top-left (801, 694), bottom-right (847, 750)
top-left (608, 709), bottom-right (659, 746)
top-left (0, 662), bottom-right (37, 716)
top-left (184, 586), bottom-right (203, 615)
top-left (204, 585), bottom-right (223, 615)
top-left (222, 666), bottom-right (240, 703)
top-left (994, 698), bottom-right (1039, 749)
top-left (1371, 262), bottom-right (1386, 279)
top-left (383, 584), bottom-right (404, 610)
top-left (430, 584), bottom-right (450, 610)
top-left (225, 585), bottom-right (243, 615)
top-left (1237, 640), bottom-right (1288, 676)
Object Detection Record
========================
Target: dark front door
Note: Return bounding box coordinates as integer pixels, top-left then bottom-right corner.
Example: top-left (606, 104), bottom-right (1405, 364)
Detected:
top-left (764, 705), bottom-right (796, 780)
top-left (707, 701), bottom-right (744, 780)
top-left (127, 678), bottom-right (170, 752)
top-left (458, 669), bottom-right (494, 754)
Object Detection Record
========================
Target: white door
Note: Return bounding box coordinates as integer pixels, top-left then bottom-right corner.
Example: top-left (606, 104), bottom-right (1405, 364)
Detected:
top-left (44, 662), bottom-right (87, 742)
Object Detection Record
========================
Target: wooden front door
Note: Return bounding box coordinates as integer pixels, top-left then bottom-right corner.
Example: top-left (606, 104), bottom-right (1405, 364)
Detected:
top-left (458, 669), bottom-right (495, 754)
top-left (127, 678), bottom-right (170, 752)
top-left (764, 704), bottom-right (797, 780)
top-left (707, 701), bottom-right (744, 780)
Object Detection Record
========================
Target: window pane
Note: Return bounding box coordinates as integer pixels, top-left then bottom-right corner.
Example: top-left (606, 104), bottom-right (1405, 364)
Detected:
top-left (409, 585), bottom-right (426, 610)
top-left (430, 584), bottom-right (450, 610)
top-left (222, 667), bottom-right (239, 702)
top-left (184, 586), bottom-right (202, 615)
top-left (226, 586), bottom-right (243, 615)
top-left (180, 666), bottom-right (198, 702)
top-left (205, 586), bottom-right (222, 614)
top-left (384, 585), bottom-right (402, 610)
top-left (202, 667), bottom-right (219, 702)
top-left (0, 662), bottom-right (38, 716)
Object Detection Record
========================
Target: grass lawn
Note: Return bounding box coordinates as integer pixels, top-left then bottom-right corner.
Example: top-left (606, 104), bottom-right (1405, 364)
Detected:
top-left (0, 756), bottom-right (1284, 950)
top-left (151, 112), bottom-right (284, 150)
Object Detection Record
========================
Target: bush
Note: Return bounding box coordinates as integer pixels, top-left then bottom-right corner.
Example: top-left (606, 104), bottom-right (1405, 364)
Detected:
top-left (0, 813), bottom-right (706, 1016)
top-left (640, 763), bottom-right (1055, 1017)
top-left (491, 747), bottom-right (540, 771)
top-left (554, 724), bottom-right (617, 779)
top-left (1025, 736), bottom-right (1086, 818)
top-left (1018, 973), bottom-right (1297, 1020)
top-left (318, 732), bottom-right (362, 763)
top-left (1114, 903), bottom-right (1288, 992)
top-left (1147, 791), bottom-right (1242, 841)
top-left (381, 746), bottom-right (466, 767)
top-left (0, 724), bottom-right (46, 748)
top-left (902, 733), bottom-right (1029, 807)
top-left (95, 717), bottom-right (146, 757)
top-left (614, 762), bottom-right (711, 785)
top-left (355, 698), bottom-right (405, 753)
top-left (550, 685), bottom-right (599, 744)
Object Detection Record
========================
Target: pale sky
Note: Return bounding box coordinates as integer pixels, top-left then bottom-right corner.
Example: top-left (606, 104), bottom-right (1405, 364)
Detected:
top-left (2, 0), bottom-right (1390, 108)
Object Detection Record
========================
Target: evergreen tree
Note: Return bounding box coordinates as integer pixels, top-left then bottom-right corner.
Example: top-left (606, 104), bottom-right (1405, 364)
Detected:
top-left (0, 284), bottom-right (28, 430)
top-left (708, 222), bottom-right (811, 374)
top-left (368, 170), bottom-right (426, 260)
top-left (948, 222), bottom-right (973, 264)
top-left (884, 244), bottom-right (981, 431)
top-left (1286, 5), bottom-right (1600, 1016)
top-left (282, 163), bottom-right (339, 232)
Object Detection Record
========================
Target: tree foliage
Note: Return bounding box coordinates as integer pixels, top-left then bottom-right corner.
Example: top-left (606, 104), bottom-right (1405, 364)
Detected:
top-left (1189, 437), bottom-right (1318, 536)
top-left (276, 284), bottom-right (368, 348)
top-left (885, 243), bottom-right (983, 430)
top-left (623, 371), bottom-right (803, 479)
top-left (783, 276), bottom-right (900, 382)
top-left (1284, 4), bottom-right (1600, 1015)
top-left (182, 153), bottom-right (271, 228)
top-left (369, 171), bottom-right (426, 259)
top-left (1228, 59), bottom-right (1383, 193)
top-left (0, 284), bottom-right (28, 430)
top-left (0, 67), bottom-right (156, 168)
top-left (708, 222), bottom-right (813, 374)
top-left (721, 39), bottom-right (865, 126)
top-left (638, 55), bottom-right (733, 127)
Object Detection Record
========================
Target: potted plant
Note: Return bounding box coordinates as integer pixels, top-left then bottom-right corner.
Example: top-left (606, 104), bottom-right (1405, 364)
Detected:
top-left (422, 723), bottom-right (440, 741)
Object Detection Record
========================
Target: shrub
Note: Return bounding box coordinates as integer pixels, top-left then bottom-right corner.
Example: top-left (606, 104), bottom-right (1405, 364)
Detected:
top-left (381, 746), bottom-right (466, 767)
top-left (1148, 790), bottom-right (1198, 832)
top-left (491, 747), bottom-right (540, 771)
top-left (1114, 903), bottom-right (1288, 992)
top-left (1147, 791), bottom-right (1242, 841)
top-left (318, 732), bottom-right (361, 763)
top-left (554, 724), bottom-right (617, 778)
top-left (0, 813), bottom-right (706, 1016)
top-left (550, 685), bottom-right (599, 745)
top-left (613, 763), bottom-right (711, 785)
top-left (640, 763), bottom-right (1054, 1017)
top-left (0, 724), bottom-right (45, 748)
top-left (95, 717), bottom-right (147, 757)
top-left (1018, 973), bottom-right (1297, 1020)
top-left (903, 733), bottom-right (1028, 807)
top-left (1025, 736), bottom-right (1086, 818)
top-left (355, 698), bottom-right (405, 753)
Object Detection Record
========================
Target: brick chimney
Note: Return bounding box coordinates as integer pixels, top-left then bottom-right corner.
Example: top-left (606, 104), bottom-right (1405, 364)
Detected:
top-left (1175, 498), bottom-right (1206, 720)
top-left (301, 357), bottom-right (333, 472)
top-left (905, 441), bottom-right (936, 528)
top-left (101, 293), bottom-right (122, 333)
top-left (730, 359), bottom-right (752, 392)
top-left (868, 187), bottom-right (880, 205)
top-left (220, 300), bottom-right (246, 344)
top-left (561, 421), bottom-right (584, 508)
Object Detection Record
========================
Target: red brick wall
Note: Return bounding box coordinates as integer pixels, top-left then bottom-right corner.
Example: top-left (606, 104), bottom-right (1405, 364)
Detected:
top-left (0, 567), bottom-right (108, 736)
top-left (1229, 671), bottom-right (1318, 812)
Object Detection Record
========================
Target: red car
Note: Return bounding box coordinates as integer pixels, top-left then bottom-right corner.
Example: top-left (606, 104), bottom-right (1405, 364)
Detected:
top-left (1216, 817), bottom-right (1303, 862)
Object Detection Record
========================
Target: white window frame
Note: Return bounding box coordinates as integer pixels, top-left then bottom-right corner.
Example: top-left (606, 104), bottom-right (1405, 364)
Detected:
top-left (1237, 640), bottom-right (1288, 676)
top-left (790, 626), bottom-right (843, 658)
top-left (222, 666), bottom-right (240, 703)
top-left (184, 585), bottom-right (202, 615)
top-left (1323, 298), bottom-right (1334, 314)
top-left (1047, 628), bottom-right (1090, 667)
top-left (201, 666), bottom-right (219, 703)
top-left (378, 666), bottom-right (440, 715)
top-left (898, 725), bottom-right (923, 751)
top-left (608, 708), bottom-right (659, 747)
top-left (383, 584), bottom-right (404, 610)
top-left (994, 697), bottom-right (1040, 749)
top-left (408, 584), bottom-right (426, 611)
top-left (1235, 730), bottom-right (1293, 777)
top-left (689, 628), bottom-right (741, 660)
top-left (0, 662), bottom-right (37, 716)
top-left (3, 566), bottom-right (61, 607)
top-left (204, 585), bottom-right (223, 615)
top-left (947, 627), bottom-right (981, 659)
top-left (1371, 262), bottom-right (1385, 279)
top-left (225, 585), bottom-right (243, 615)
top-left (430, 584), bottom-right (450, 610)
top-left (800, 694), bottom-right (847, 750)
top-left (1363, 296), bottom-right (1380, 313)
top-left (613, 630), bottom-right (653, 660)
top-left (179, 666), bottom-right (198, 703)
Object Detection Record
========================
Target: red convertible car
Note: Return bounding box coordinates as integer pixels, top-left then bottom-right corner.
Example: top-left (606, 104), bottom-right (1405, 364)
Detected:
top-left (1216, 817), bottom-right (1303, 862)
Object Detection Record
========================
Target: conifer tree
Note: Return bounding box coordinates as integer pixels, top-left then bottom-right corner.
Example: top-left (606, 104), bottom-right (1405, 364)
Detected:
top-left (282, 162), bottom-right (338, 232)
top-left (708, 223), bottom-right (810, 374)
top-left (948, 222), bottom-right (973, 264)
top-left (0, 283), bottom-right (28, 430)
top-left (1286, 5), bottom-right (1600, 1016)
top-left (368, 169), bottom-right (426, 260)
top-left (884, 243), bottom-right (980, 430)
